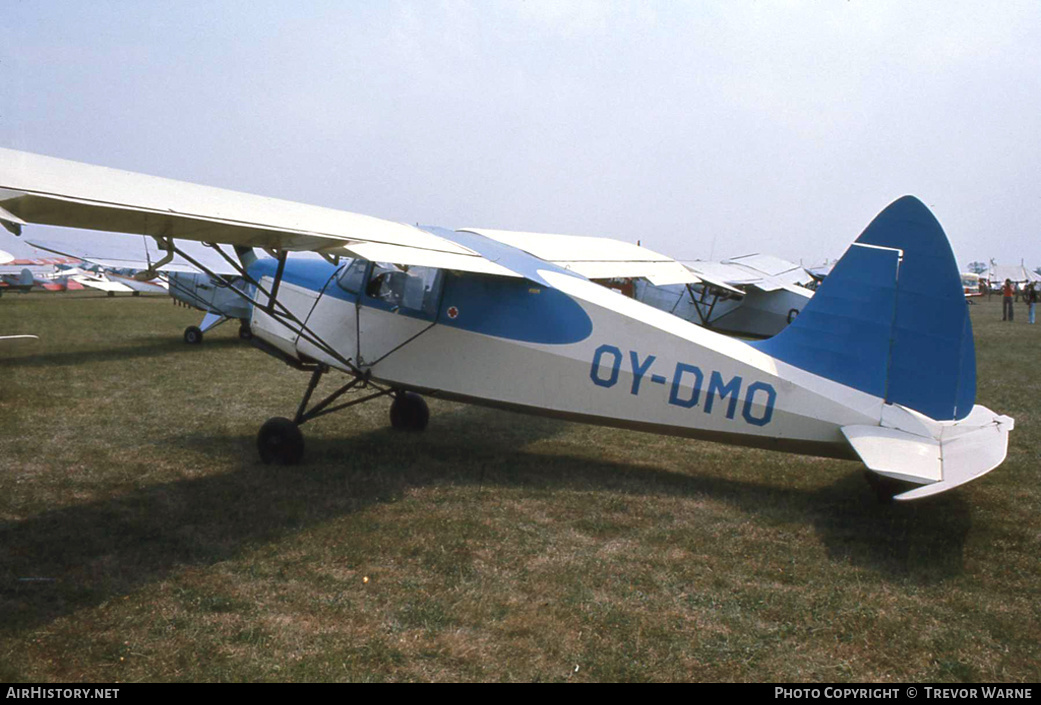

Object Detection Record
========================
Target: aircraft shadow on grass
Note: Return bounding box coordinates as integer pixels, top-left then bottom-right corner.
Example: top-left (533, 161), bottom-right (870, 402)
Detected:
top-left (0, 405), bottom-right (970, 635)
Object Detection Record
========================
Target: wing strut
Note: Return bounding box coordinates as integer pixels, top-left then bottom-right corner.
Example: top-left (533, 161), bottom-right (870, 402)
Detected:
top-left (171, 240), bottom-right (361, 376)
top-left (265, 250), bottom-right (287, 314)
top-left (684, 282), bottom-right (725, 328)
top-left (134, 235), bottom-right (175, 281)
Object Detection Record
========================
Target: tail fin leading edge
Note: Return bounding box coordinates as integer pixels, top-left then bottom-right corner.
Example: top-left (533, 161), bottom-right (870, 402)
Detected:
top-left (754, 196), bottom-right (975, 421)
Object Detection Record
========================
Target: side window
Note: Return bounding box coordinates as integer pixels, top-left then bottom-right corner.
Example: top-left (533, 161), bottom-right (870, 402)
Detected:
top-left (363, 263), bottom-right (443, 319)
top-left (364, 263), bottom-right (402, 303)
top-left (336, 258), bottom-right (368, 294)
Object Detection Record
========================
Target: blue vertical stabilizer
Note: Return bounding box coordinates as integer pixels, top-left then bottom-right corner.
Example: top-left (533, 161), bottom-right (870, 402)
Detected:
top-left (754, 196), bottom-right (975, 420)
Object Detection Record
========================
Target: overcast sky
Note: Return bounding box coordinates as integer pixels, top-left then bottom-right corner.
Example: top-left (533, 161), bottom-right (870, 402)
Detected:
top-left (2, 1), bottom-right (1039, 269)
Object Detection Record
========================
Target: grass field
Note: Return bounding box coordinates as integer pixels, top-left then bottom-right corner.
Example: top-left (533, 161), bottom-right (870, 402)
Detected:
top-left (0, 291), bottom-right (1038, 682)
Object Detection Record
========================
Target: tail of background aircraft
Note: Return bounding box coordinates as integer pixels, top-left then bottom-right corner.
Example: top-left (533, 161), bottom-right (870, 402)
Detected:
top-left (755, 196), bottom-right (974, 421)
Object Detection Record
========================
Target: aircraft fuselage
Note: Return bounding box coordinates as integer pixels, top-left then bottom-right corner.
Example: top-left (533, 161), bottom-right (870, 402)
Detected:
top-left (247, 251), bottom-right (877, 460)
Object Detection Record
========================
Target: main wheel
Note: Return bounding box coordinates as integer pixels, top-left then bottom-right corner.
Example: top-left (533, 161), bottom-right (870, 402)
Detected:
top-left (238, 322), bottom-right (253, 340)
top-left (184, 325), bottom-right (203, 344)
top-left (390, 392), bottom-right (429, 432)
top-left (257, 417), bottom-right (305, 465)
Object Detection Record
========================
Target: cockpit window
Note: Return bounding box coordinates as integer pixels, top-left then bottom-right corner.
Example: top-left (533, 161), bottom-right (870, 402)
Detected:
top-left (363, 263), bottom-right (443, 319)
top-left (336, 258), bottom-right (368, 294)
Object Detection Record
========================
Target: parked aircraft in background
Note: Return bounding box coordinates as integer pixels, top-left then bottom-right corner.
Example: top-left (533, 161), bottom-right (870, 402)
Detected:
top-left (632, 254), bottom-right (815, 338)
top-left (0, 253), bottom-right (87, 294)
top-left (29, 240), bottom-right (169, 295)
top-left (27, 239), bottom-right (252, 343)
top-left (0, 148), bottom-right (1013, 501)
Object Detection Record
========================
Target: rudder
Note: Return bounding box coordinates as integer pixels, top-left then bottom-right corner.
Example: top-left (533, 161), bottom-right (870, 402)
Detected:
top-left (754, 196), bottom-right (975, 420)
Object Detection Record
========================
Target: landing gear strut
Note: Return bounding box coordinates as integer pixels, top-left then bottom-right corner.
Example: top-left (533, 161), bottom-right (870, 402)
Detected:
top-left (255, 364), bottom-right (425, 464)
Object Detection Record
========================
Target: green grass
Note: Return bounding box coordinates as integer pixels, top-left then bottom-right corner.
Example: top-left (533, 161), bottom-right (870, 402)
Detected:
top-left (0, 291), bottom-right (1038, 682)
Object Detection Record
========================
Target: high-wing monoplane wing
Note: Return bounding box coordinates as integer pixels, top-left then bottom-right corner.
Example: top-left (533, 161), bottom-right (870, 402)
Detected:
top-left (0, 148), bottom-right (518, 277)
top-left (459, 228), bottom-right (699, 286)
top-left (683, 254), bottom-right (813, 295)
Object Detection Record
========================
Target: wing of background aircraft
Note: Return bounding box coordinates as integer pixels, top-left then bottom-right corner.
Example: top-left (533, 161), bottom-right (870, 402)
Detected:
top-left (685, 253), bottom-right (814, 294)
top-left (805, 261), bottom-right (834, 284)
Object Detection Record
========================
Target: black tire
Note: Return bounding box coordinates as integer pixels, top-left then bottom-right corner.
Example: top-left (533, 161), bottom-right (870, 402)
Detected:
top-left (390, 392), bottom-right (429, 432)
top-left (257, 417), bottom-right (305, 465)
top-left (238, 323), bottom-right (253, 340)
top-left (864, 470), bottom-right (910, 504)
top-left (107, 291), bottom-right (115, 298)
top-left (184, 326), bottom-right (203, 345)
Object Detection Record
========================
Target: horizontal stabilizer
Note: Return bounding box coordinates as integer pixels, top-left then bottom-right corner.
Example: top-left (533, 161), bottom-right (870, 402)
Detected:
top-left (843, 405), bottom-right (1013, 500)
top-left (842, 425), bottom-right (941, 484)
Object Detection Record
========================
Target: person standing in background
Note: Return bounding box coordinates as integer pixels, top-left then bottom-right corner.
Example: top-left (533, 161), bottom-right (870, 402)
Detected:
top-left (1002, 279), bottom-right (1015, 321)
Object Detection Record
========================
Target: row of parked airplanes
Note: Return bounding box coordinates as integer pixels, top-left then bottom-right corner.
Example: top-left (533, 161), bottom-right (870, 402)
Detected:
top-left (0, 147), bottom-right (1013, 502)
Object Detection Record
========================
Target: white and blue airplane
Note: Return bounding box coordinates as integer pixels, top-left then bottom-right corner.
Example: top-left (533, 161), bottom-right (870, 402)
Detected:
top-left (0, 148), bottom-right (1013, 500)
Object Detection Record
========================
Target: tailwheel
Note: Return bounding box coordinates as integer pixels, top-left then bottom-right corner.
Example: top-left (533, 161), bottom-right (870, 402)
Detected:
top-left (257, 417), bottom-right (305, 465)
top-left (184, 325), bottom-right (203, 344)
top-left (864, 470), bottom-right (912, 504)
top-left (390, 392), bottom-right (429, 432)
